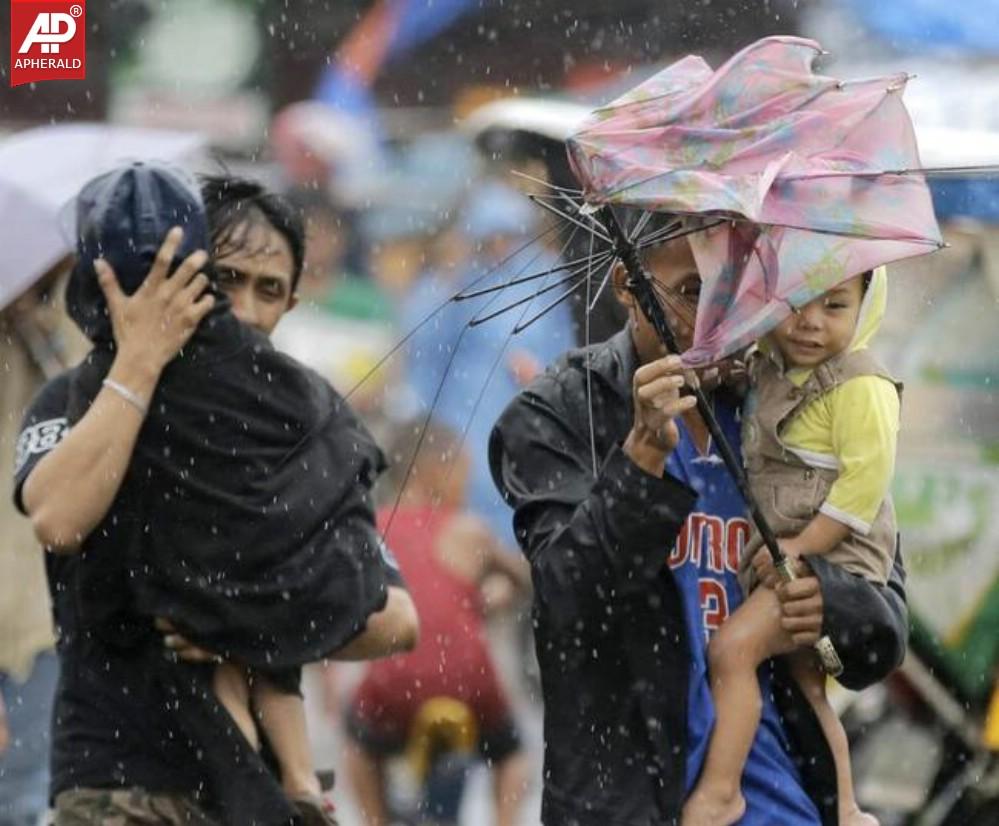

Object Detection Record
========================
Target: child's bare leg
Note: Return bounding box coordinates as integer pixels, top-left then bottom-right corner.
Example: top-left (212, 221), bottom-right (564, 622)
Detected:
top-left (213, 663), bottom-right (260, 750)
top-left (682, 586), bottom-right (796, 826)
top-left (343, 738), bottom-right (390, 826)
top-left (252, 678), bottom-right (321, 797)
top-left (790, 653), bottom-right (879, 826)
top-left (492, 749), bottom-right (529, 826)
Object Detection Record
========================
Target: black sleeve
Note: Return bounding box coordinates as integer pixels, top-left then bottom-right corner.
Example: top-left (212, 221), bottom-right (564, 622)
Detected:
top-left (809, 536), bottom-right (908, 691)
top-left (12, 372), bottom-right (72, 514)
top-left (489, 374), bottom-right (697, 638)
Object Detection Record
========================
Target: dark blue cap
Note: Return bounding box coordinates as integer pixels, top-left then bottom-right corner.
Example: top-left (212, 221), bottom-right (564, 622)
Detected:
top-left (67, 161), bottom-right (208, 342)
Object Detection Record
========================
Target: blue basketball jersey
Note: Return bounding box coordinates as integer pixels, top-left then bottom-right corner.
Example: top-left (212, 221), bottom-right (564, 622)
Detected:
top-left (666, 398), bottom-right (820, 825)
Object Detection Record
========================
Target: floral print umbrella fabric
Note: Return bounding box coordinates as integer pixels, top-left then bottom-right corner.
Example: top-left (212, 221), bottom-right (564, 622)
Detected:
top-left (567, 35), bottom-right (944, 365)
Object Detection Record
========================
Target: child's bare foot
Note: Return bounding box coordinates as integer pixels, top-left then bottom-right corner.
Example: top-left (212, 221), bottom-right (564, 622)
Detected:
top-left (840, 804), bottom-right (879, 826)
top-left (290, 792), bottom-right (339, 826)
top-left (681, 788), bottom-right (746, 826)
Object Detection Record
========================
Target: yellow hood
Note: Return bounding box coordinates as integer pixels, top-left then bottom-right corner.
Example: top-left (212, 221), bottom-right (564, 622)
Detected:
top-left (849, 265), bottom-right (887, 352)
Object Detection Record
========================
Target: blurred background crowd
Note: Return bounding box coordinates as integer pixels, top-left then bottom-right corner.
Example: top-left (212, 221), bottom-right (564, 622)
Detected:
top-left (2, 1), bottom-right (999, 824)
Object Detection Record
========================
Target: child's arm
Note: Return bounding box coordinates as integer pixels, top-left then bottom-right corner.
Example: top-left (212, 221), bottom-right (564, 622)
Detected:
top-left (779, 376), bottom-right (899, 562)
top-left (781, 512), bottom-right (851, 558)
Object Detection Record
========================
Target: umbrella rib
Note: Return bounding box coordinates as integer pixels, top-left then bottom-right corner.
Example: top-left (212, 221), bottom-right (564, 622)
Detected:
top-left (454, 249), bottom-right (614, 301)
top-left (510, 168), bottom-right (583, 194)
top-left (629, 209), bottom-right (656, 243)
top-left (588, 257), bottom-right (617, 313)
top-left (557, 191), bottom-right (611, 235)
top-left (584, 229), bottom-right (598, 477)
top-left (780, 164), bottom-right (999, 180)
top-left (765, 222), bottom-right (945, 245)
top-left (469, 260), bottom-right (594, 327)
top-left (633, 220), bottom-right (686, 249)
top-left (635, 218), bottom-right (727, 250)
top-left (528, 194), bottom-right (613, 243)
top-left (340, 223), bottom-right (561, 403)
top-left (512, 276), bottom-right (592, 335)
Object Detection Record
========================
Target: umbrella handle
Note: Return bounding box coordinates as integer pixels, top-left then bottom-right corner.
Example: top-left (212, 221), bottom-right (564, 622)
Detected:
top-left (600, 206), bottom-right (845, 677)
top-left (774, 557), bottom-right (844, 676)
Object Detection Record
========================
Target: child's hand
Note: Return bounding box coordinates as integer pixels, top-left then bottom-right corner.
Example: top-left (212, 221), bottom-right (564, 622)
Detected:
top-left (778, 537), bottom-right (804, 561)
top-left (155, 617), bottom-right (223, 664)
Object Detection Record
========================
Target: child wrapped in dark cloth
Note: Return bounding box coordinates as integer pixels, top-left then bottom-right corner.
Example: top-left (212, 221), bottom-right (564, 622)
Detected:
top-left (62, 162), bottom-right (391, 824)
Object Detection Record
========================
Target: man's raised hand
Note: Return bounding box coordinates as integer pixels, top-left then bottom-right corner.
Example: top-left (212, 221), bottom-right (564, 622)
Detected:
top-left (96, 226), bottom-right (215, 375)
top-left (624, 354), bottom-right (697, 475)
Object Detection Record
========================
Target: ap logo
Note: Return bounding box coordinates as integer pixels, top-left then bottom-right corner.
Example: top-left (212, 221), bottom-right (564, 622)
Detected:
top-left (19, 12), bottom-right (78, 54)
top-left (9, 0), bottom-right (86, 87)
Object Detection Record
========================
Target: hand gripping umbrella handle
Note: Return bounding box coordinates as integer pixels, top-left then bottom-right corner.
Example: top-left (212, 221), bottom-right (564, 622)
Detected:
top-left (774, 557), bottom-right (844, 676)
top-left (598, 206), bottom-right (845, 677)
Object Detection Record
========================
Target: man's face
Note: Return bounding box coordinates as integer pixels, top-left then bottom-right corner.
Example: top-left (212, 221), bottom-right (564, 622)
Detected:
top-left (770, 275), bottom-right (864, 368)
top-left (214, 219), bottom-right (298, 336)
top-left (615, 237), bottom-right (701, 365)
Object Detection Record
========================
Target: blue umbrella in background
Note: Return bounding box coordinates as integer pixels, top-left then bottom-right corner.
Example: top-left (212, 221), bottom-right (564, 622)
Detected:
top-left (843, 0), bottom-right (999, 54)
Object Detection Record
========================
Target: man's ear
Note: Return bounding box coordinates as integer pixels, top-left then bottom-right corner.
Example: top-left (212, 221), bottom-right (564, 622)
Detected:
top-left (610, 262), bottom-right (634, 310)
top-left (287, 293), bottom-right (300, 312)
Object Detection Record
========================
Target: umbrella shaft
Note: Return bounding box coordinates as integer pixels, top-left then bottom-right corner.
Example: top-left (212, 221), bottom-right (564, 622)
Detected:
top-left (599, 207), bottom-right (787, 567)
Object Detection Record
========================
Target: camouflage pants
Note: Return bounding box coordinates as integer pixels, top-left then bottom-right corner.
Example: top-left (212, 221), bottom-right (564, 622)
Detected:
top-left (52, 788), bottom-right (220, 826)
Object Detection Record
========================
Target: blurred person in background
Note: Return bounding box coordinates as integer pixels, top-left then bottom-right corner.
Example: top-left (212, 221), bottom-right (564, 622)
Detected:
top-left (1, 262), bottom-right (86, 826)
top-left (401, 178), bottom-right (576, 551)
top-left (272, 187), bottom-right (399, 432)
top-left (287, 188), bottom-right (369, 309)
top-left (14, 174), bottom-right (417, 826)
top-left (342, 420), bottom-right (530, 826)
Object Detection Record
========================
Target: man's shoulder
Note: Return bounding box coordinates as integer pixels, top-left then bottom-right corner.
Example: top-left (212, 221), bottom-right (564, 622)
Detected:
top-left (519, 327), bottom-right (632, 409)
top-left (490, 329), bottom-right (634, 473)
top-left (14, 368), bottom-right (76, 486)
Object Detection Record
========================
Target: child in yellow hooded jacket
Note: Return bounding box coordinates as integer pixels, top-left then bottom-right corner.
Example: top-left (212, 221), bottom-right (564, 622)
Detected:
top-left (683, 268), bottom-right (896, 826)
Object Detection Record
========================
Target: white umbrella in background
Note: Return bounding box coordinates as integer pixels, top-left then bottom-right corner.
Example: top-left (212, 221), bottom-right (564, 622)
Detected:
top-left (0, 123), bottom-right (207, 310)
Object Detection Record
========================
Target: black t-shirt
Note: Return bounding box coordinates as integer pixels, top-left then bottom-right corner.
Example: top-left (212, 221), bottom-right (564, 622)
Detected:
top-left (15, 370), bottom-right (206, 797)
top-left (15, 370), bottom-right (407, 800)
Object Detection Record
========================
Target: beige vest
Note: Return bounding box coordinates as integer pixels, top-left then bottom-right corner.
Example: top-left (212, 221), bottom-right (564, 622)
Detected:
top-left (740, 348), bottom-right (900, 586)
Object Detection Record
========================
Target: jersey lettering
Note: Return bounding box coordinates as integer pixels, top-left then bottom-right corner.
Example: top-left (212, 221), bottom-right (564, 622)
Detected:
top-left (699, 578), bottom-right (730, 638)
top-left (668, 512), bottom-right (750, 576)
top-left (14, 417), bottom-right (69, 474)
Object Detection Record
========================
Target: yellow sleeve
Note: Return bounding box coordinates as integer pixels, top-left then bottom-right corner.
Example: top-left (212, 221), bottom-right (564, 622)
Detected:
top-left (821, 375), bottom-right (900, 534)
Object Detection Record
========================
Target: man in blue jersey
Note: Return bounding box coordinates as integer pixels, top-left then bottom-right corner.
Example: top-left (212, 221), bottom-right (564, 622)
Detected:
top-left (490, 234), bottom-right (908, 826)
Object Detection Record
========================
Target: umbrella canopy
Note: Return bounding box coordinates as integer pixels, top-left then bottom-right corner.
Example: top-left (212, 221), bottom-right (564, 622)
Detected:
top-left (567, 35), bottom-right (944, 365)
top-left (0, 124), bottom-right (206, 311)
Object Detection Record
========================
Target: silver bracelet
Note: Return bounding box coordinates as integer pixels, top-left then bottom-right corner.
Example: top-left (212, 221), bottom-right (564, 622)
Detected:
top-left (102, 378), bottom-right (149, 416)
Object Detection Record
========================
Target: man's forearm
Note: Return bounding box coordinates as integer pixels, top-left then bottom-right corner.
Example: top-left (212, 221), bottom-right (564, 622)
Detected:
top-left (23, 355), bottom-right (160, 552)
top-left (330, 586), bottom-right (419, 661)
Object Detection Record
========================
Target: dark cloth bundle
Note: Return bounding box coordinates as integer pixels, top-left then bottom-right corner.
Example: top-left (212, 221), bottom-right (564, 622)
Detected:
top-left (63, 163), bottom-right (390, 824)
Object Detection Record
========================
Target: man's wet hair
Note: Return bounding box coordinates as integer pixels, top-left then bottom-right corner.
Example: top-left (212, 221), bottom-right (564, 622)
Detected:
top-left (200, 175), bottom-right (306, 291)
